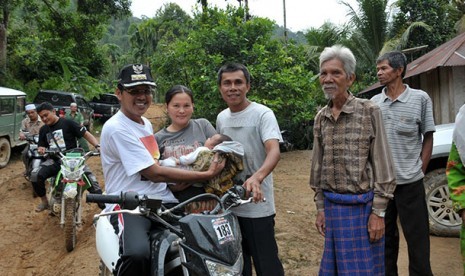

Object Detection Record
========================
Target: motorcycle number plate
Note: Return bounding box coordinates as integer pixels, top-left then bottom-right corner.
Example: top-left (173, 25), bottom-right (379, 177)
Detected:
top-left (211, 217), bottom-right (235, 245)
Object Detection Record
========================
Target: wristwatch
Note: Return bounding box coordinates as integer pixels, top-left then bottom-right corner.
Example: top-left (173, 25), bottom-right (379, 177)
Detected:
top-left (372, 208), bottom-right (386, 218)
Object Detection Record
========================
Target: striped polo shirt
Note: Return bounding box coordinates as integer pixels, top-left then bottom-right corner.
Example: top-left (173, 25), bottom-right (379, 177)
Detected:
top-left (371, 85), bottom-right (436, 185)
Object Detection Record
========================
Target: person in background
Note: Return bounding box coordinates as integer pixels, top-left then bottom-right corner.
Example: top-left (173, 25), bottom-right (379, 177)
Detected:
top-left (100, 64), bottom-right (224, 276)
top-left (310, 45), bottom-right (396, 275)
top-left (19, 104), bottom-right (44, 178)
top-left (155, 84), bottom-right (219, 211)
top-left (371, 50), bottom-right (435, 276)
top-left (216, 62), bottom-right (285, 276)
top-left (34, 102), bottom-right (103, 212)
top-left (64, 102), bottom-right (89, 151)
top-left (447, 103), bottom-right (465, 274)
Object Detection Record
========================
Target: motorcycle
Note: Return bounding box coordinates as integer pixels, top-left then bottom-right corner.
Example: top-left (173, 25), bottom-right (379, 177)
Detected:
top-left (46, 148), bottom-right (100, 252)
top-left (22, 132), bottom-right (45, 183)
top-left (86, 185), bottom-right (256, 276)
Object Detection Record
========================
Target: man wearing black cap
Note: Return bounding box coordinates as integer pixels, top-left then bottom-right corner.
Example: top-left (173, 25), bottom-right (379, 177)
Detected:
top-left (99, 64), bottom-right (225, 275)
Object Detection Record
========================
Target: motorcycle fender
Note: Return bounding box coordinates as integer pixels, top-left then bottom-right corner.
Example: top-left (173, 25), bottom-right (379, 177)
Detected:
top-left (151, 230), bottom-right (180, 275)
top-left (96, 216), bottom-right (120, 272)
top-left (31, 159), bottom-right (42, 171)
top-left (30, 167), bottom-right (40, 182)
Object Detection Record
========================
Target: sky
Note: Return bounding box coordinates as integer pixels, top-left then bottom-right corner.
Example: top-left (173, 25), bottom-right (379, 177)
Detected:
top-left (130, 0), bottom-right (358, 32)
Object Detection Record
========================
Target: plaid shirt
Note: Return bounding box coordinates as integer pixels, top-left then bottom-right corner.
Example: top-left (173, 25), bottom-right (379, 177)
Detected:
top-left (20, 118), bottom-right (44, 135)
top-left (310, 94), bottom-right (396, 211)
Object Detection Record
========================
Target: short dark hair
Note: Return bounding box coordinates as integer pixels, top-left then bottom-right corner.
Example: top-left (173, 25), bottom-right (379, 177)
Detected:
top-left (217, 63), bottom-right (251, 86)
top-left (36, 102), bottom-right (55, 113)
top-left (376, 51), bottom-right (408, 78)
top-left (165, 85), bottom-right (194, 105)
top-left (216, 134), bottom-right (232, 143)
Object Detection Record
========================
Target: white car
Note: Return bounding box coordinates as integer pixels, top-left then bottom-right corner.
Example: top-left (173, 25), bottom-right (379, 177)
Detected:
top-left (424, 123), bottom-right (460, 237)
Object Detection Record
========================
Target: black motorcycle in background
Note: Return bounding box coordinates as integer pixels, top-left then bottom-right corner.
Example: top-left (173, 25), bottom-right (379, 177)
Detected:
top-left (23, 132), bottom-right (45, 184)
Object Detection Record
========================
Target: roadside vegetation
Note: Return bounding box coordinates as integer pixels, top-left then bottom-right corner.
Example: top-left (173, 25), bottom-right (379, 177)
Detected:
top-left (0, 0), bottom-right (464, 149)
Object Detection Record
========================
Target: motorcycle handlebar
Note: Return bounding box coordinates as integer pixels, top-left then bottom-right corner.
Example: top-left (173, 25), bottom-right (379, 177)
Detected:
top-left (87, 185), bottom-right (254, 216)
top-left (86, 191), bottom-right (140, 210)
top-left (86, 193), bottom-right (122, 204)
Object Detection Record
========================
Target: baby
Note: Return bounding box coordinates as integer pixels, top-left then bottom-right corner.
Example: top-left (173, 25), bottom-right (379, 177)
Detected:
top-left (160, 134), bottom-right (232, 167)
top-left (159, 134), bottom-right (244, 196)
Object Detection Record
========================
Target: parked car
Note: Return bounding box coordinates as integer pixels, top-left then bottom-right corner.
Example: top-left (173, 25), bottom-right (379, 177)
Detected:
top-left (33, 90), bottom-right (94, 131)
top-left (0, 87), bottom-right (28, 168)
top-left (424, 123), bottom-right (460, 237)
top-left (89, 93), bottom-right (120, 123)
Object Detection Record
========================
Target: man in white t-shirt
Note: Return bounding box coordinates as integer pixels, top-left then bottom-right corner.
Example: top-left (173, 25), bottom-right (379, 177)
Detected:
top-left (100, 63), bottom-right (224, 276)
top-left (216, 62), bottom-right (284, 276)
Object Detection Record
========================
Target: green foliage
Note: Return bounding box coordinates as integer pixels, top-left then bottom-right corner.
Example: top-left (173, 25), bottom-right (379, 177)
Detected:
top-left (392, 0), bottom-right (457, 59)
top-left (148, 5), bottom-right (322, 149)
top-left (3, 0), bottom-right (463, 149)
top-left (3, 0), bottom-right (130, 97)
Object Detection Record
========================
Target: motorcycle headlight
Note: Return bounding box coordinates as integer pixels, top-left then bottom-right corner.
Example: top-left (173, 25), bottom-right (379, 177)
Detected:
top-left (61, 166), bottom-right (85, 181)
top-left (205, 253), bottom-right (243, 276)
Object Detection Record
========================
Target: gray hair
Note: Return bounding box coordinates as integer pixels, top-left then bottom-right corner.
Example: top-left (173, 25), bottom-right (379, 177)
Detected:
top-left (319, 45), bottom-right (356, 78)
top-left (376, 51), bottom-right (408, 78)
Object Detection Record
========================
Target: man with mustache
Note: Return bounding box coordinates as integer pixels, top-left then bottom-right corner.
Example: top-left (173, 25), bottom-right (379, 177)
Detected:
top-left (216, 62), bottom-right (285, 276)
top-left (310, 45), bottom-right (396, 275)
top-left (100, 64), bottom-right (225, 275)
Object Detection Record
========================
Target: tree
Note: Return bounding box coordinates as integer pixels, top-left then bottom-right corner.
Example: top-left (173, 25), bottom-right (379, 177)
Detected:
top-left (3, 0), bottom-right (131, 96)
top-left (0, 0), bottom-right (20, 77)
top-left (451, 0), bottom-right (465, 33)
top-left (340, 0), bottom-right (442, 86)
top-left (391, 0), bottom-right (457, 59)
top-left (304, 22), bottom-right (350, 73)
top-left (150, 6), bottom-right (320, 148)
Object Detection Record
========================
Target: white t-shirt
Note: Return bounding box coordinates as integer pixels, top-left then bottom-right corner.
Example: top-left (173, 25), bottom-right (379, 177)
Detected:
top-left (216, 102), bottom-right (282, 218)
top-left (100, 111), bottom-right (178, 204)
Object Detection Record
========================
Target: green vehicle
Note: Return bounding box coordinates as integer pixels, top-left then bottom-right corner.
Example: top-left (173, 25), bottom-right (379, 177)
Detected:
top-left (0, 87), bottom-right (28, 168)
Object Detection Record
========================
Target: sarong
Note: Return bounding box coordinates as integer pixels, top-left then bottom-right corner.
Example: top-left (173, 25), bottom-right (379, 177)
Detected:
top-left (319, 191), bottom-right (384, 276)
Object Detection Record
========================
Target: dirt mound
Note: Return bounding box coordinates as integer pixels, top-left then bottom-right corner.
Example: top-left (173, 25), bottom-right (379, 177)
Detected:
top-left (146, 103), bottom-right (167, 132)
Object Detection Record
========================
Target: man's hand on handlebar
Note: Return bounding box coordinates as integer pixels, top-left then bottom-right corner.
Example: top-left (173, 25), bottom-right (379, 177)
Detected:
top-left (243, 175), bottom-right (264, 203)
top-left (38, 146), bottom-right (46, 155)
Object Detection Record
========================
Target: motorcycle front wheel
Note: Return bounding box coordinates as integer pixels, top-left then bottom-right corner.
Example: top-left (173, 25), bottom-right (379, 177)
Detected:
top-left (64, 198), bottom-right (77, 252)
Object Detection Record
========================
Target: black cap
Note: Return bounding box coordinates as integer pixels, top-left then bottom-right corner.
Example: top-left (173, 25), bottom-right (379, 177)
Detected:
top-left (118, 64), bottom-right (156, 88)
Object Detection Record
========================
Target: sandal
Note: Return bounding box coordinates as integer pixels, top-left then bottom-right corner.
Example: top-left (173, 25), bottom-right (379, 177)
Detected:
top-left (35, 202), bottom-right (50, 212)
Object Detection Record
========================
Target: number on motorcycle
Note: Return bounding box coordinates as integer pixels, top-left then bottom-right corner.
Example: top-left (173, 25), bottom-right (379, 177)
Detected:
top-left (211, 217), bottom-right (235, 245)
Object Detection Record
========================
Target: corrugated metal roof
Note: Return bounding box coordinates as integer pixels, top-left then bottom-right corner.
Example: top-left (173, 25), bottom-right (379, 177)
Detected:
top-left (360, 32), bottom-right (465, 94)
top-left (407, 32), bottom-right (465, 76)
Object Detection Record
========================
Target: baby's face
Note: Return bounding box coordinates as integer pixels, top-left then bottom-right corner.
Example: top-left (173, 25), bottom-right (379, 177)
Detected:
top-left (205, 136), bottom-right (220, 149)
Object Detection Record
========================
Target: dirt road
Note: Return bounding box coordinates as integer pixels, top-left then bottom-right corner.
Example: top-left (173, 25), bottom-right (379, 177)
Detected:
top-left (0, 148), bottom-right (461, 275)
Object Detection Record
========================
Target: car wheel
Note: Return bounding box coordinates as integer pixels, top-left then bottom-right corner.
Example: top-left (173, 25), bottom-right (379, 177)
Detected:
top-left (424, 168), bottom-right (461, 237)
top-left (0, 138), bottom-right (11, 168)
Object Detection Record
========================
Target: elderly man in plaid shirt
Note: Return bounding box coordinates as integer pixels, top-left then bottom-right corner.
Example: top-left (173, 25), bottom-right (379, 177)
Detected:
top-left (310, 45), bottom-right (396, 275)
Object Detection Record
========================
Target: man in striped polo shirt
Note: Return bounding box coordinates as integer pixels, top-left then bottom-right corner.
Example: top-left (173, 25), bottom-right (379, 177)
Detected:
top-left (371, 51), bottom-right (436, 276)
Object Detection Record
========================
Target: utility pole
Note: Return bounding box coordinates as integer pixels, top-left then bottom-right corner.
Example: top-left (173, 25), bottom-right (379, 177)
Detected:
top-left (283, 0), bottom-right (287, 44)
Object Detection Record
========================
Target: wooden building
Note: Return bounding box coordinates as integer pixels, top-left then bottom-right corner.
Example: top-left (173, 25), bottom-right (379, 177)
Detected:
top-left (359, 32), bottom-right (465, 124)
